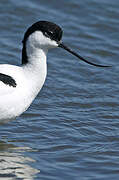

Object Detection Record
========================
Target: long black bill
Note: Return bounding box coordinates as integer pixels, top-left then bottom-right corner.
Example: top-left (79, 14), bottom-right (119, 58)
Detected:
top-left (59, 43), bottom-right (111, 67)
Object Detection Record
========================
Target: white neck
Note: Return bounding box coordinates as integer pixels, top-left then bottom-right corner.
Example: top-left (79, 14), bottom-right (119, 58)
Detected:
top-left (22, 38), bottom-right (48, 99)
top-left (25, 35), bottom-right (48, 66)
top-left (21, 31), bottom-right (58, 104)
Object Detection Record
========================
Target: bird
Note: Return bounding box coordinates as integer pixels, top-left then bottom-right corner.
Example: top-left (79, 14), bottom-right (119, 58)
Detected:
top-left (0, 21), bottom-right (110, 123)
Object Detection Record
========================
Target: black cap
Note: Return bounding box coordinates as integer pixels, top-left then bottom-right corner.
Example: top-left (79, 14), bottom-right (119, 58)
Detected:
top-left (22, 21), bottom-right (63, 44)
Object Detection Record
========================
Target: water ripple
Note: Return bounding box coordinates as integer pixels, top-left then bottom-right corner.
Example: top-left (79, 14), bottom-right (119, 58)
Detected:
top-left (0, 0), bottom-right (119, 179)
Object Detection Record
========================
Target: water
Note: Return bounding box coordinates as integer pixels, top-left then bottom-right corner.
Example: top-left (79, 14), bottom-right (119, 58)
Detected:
top-left (0, 0), bottom-right (119, 179)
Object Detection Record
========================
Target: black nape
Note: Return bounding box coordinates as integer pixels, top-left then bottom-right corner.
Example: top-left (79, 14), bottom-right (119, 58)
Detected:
top-left (22, 43), bottom-right (28, 65)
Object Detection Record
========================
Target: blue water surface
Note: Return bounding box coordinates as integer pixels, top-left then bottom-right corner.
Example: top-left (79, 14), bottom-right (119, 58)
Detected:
top-left (0, 0), bottom-right (119, 179)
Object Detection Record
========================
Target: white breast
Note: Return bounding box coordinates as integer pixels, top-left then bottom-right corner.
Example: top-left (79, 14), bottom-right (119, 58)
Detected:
top-left (0, 57), bottom-right (47, 123)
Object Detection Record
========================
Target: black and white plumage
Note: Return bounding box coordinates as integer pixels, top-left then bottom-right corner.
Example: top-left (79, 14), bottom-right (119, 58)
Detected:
top-left (0, 21), bottom-right (109, 123)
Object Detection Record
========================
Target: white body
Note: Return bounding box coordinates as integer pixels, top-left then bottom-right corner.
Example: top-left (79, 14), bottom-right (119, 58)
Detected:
top-left (0, 31), bottom-right (58, 123)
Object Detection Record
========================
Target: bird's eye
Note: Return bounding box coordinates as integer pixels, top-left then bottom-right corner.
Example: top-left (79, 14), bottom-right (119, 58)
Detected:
top-left (44, 31), bottom-right (53, 38)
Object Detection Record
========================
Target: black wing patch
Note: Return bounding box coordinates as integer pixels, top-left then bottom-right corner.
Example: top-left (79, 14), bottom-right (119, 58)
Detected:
top-left (0, 73), bottom-right (17, 87)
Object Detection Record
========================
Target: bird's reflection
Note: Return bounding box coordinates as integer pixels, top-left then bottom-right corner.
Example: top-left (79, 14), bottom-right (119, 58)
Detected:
top-left (0, 141), bottom-right (40, 179)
